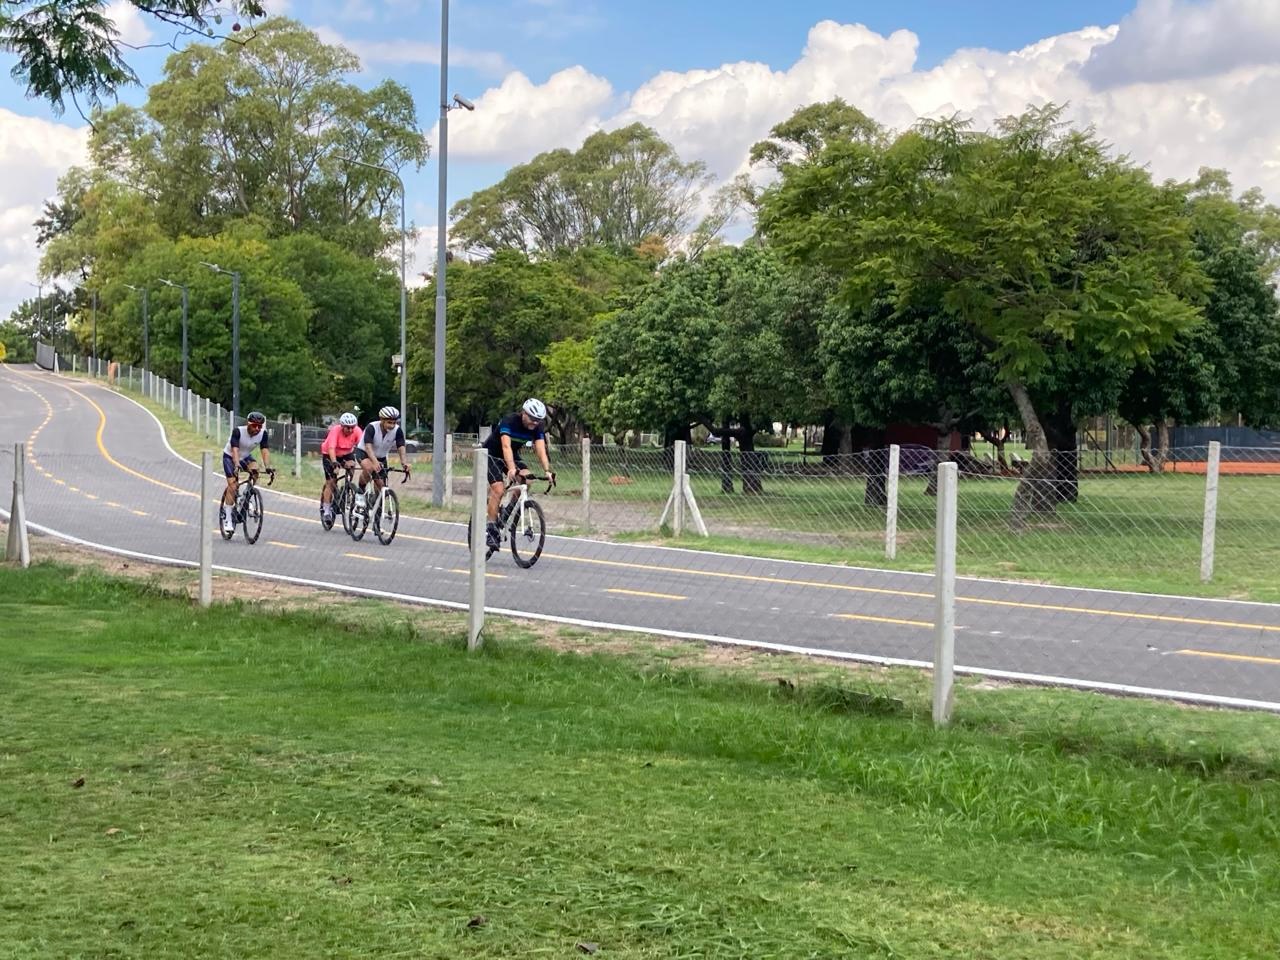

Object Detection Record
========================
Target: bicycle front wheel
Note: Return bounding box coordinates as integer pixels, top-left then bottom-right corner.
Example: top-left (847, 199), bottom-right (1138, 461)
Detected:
top-left (373, 489), bottom-right (399, 545)
top-left (242, 488), bottom-right (264, 544)
top-left (509, 499), bottom-right (545, 568)
top-left (336, 481), bottom-right (354, 535)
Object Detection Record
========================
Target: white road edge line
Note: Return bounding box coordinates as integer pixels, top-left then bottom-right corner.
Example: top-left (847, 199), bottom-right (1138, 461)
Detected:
top-left (5, 504), bottom-right (1280, 715)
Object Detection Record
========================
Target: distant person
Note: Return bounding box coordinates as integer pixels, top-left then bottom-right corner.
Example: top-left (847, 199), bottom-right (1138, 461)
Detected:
top-left (221, 411), bottom-right (272, 535)
top-left (481, 398), bottom-right (555, 549)
top-left (319, 412), bottom-right (362, 524)
top-left (354, 406), bottom-right (411, 516)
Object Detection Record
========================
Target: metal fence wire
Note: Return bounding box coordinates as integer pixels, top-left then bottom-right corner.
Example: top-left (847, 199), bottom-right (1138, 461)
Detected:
top-left (5, 351), bottom-right (1280, 720)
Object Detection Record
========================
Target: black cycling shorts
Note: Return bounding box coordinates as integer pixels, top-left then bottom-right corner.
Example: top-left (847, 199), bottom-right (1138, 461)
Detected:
top-left (488, 455), bottom-right (527, 486)
top-left (322, 452), bottom-right (357, 480)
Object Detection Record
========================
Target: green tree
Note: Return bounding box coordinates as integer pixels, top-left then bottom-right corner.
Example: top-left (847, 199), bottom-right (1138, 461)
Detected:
top-left (272, 234), bottom-right (400, 416)
top-left (80, 18), bottom-right (426, 245)
top-left (1, 0), bottom-right (265, 116)
top-left (759, 104), bottom-right (1205, 523)
top-left (450, 124), bottom-right (711, 257)
top-left (409, 252), bottom-right (598, 437)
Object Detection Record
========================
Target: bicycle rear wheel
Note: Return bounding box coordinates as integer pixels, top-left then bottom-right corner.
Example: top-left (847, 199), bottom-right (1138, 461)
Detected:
top-left (373, 489), bottom-right (399, 545)
top-left (509, 499), bottom-right (545, 568)
top-left (241, 488), bottom-right (264, 544)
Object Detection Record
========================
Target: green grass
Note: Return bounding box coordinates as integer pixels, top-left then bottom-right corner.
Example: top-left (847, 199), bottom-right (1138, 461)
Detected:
top-left (3, 562), bottom-right (1280, 958)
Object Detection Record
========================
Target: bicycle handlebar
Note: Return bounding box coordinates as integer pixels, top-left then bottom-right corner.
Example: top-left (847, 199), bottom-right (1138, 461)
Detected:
top-left (383, 465), bottom-right (410, 484)
top-left (507, 472), bottom-right (556, 494)
top-left (238, 467), bottom-right (276, 486)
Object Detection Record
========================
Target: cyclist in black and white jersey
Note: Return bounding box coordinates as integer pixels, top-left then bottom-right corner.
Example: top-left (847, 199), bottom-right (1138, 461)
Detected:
top-left (221, 411), bottom-right (272, 535)
top-left (354, 405), bottom-right (411, 516)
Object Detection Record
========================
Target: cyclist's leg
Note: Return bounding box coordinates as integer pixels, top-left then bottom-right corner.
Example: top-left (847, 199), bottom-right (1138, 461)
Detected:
top-left (222, 453), bottom-right (239, 506)
top-left (486, 455), bottom-right (505, 522)
top-left (321, 457), bottom-right (337, 505)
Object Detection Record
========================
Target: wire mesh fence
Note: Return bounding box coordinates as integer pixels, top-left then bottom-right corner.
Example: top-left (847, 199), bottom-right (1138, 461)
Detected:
top-left (7, 354), bottom-right (1280, 719)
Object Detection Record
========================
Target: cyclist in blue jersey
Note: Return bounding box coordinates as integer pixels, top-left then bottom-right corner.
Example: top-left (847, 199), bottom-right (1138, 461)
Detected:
top-left (482, 398), bottom-right (555, 549)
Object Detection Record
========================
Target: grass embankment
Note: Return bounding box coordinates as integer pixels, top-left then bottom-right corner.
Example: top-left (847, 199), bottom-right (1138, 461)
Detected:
top-left (2, 562), bottom-right (1279, 958)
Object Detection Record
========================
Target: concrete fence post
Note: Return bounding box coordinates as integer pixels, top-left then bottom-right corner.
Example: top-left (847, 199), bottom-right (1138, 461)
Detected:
top-left (933, 461), bottom-right (958, 727)
top-left (1201, 440), bottom-right (1222, 582)
top-left (443, 434), bottom-right (454, 509)
top-left (886, 443), bottom-right (901, 560)
top-left (199, 452), bottom-right (212, 607)
top-left (6, 443), bottom-right (31, 567)
top-left (582, 437), bottom-right (592, 533)
top-left (294, 425), bottom-right (302, 479)
top-left (673, 440), bottom-right (687, 537)
top-left (468, 448), bottom-right (487, 651)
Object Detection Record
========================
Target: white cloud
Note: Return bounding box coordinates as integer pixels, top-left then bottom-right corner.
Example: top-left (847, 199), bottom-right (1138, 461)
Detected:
top-left (0, 111), bottom-right (89, 322)
top-left (312, 26), bottom-right (510, 75)
top-left (431, 66), bottom-right (615, 163)
top-left (1082, 0), bottom-right (1280, 88)
top-left (104, 0), bottom-right (154, 47)
top-left (446, 1), bottom-right (1280, 211)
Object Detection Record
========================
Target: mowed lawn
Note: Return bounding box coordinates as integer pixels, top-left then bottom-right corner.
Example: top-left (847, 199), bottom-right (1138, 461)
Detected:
top-left (2, 563), bottom-right (1279, 958)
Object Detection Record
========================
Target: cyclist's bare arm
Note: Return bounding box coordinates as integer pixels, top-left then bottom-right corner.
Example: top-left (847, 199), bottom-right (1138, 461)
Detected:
top-left (500, 435), bottom-right (518, 477)
top-left (534, 437), bottom-right (552, 474)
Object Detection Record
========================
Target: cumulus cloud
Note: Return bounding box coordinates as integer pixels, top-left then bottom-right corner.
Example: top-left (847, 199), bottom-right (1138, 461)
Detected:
top-left (0, 111), bottom-right (88, 321)
top-left (446, 1), bottom-right (1280, 210)
top-left (1082, 0), bottom-right (1280, 88)
top-left (432, 66), bottom-right (616, 164)
top-left (104, 0), bottom-right (154, 47)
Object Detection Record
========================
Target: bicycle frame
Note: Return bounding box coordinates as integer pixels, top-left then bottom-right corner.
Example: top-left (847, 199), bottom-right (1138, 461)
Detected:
top-left (499, 474), bottom-right (554, 536)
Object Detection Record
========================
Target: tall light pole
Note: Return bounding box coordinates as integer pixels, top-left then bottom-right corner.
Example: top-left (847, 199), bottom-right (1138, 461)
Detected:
top-left (121, 283), bottom-right (150, 389)
top-left (158, 279), bottom-right (189, 417)
top-left (435, 0), bottom-right (475, 507)
top-left (200, 262), bottom-right (241, 420)
top-left (337, 155), bottom-right (407, 422)
top-left (90, 288), bottom-right (97, 367)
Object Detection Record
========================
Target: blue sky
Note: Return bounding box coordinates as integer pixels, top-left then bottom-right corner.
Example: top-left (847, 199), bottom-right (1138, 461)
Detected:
top-left (9, 0), bottom-right (1280, 316)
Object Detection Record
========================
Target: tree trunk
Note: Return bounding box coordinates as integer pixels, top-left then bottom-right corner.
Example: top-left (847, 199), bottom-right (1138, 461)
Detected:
top-left (1157, 420), bottom-right (1172, 465)
top-left (1042, 405), bottom-right (1080, 504)
top-left (739, 416), bottom-right (764, 495)
top-left (820, 415), bottom-right (844, 469)
top-left (720, 429), bottom-right (734, 494)
top-left (1007, 380), bottom-right (1056, 528)
top-left (1135, 423), bottom-right (1161, 472)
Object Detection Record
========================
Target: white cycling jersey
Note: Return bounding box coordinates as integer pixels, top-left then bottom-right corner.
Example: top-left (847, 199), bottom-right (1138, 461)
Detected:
top-left (223, 425), bottom-right (270, 457)
top-left (362, 422), bottom-right (405, 460)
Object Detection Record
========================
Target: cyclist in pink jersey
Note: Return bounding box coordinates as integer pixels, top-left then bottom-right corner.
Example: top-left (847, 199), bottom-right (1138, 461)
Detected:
top-left (319, 412), bottom-right (362, 524)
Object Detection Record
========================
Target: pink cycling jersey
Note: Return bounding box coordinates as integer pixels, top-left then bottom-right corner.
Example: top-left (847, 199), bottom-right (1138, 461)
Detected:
top-left (321, 422), bottom-right (363, 458)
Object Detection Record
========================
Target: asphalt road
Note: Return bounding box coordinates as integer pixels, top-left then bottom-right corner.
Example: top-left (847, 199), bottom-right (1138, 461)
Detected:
top-left (4, 363), bottom-right (1280, 708)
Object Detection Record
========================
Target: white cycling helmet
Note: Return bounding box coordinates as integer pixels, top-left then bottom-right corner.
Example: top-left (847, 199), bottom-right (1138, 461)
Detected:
top-left (378, 405), bottom-right (400, 421)
top-left (521, 397), bottom-right (547, 422)
top-left (339, 412), bottom-right (358, 427)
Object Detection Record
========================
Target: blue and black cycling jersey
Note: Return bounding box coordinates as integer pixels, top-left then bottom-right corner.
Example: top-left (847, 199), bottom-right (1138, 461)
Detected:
top-left (482, 412), bottom-right (545, 457)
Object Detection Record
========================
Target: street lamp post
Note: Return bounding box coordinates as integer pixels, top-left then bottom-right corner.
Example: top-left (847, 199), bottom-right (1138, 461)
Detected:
top-left (121, 283), bottom-right (150, 391)
top-left (336, 155), bottom-right (407, 423)
top-left (158, 279), bottom-right (189, 417)
top-left (199, 262), bottom-right (241, 420)
top-left (91, 289), bottom-right (97, 368)
top-left (434, 0), bottom-right (475, 508)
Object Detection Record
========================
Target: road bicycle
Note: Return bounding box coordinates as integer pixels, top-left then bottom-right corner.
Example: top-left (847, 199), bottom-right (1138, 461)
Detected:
top-left (320, 461), bottom-right (358, 535)
top-left (220, 467), bottom-right (276, 544)
top-left (348, 465), bottom-right (408, 545)
top-left (468, 472), bottom-right (554, 568)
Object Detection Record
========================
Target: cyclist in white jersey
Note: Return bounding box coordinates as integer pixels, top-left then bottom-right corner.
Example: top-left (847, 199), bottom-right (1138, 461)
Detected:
top-left (355, 405), bottom-right (410, 514)
top-left (221, 411), bottom-right (272, 534)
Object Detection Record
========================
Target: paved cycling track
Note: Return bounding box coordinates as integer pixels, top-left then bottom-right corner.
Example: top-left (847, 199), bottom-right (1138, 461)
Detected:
top-left (4, 363), bottom-right (1280, 709)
